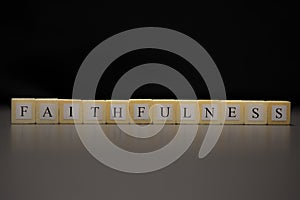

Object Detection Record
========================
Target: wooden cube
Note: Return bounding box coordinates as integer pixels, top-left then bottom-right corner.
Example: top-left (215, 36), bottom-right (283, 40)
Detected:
top-left (59, 99), bottom-right (83, 124)
top-left (222, 100), bottom-right (244, 124)
top-left (83, 100), bottom-right (106, 124)
top-left (36, 99), bottom-right (59, 124)
top-left (244, 101), bottom-right (268, 124)
top-left (152, 100), bottom-right (178, 124)
top-left (11, 98), bottom-right (36, 124)
top-left (176, 100), bottom-right (199, 124)
top-left (267, 101), bottom-right (291, 125)
top-left (106, 100), bottom-right (130, 124)
top-left (198, 100), bottom-right (224, 124)
top-left (129, 99), bottom-right (153, 124)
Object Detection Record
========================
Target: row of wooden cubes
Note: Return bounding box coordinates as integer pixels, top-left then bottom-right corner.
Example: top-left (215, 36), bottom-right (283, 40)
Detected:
top-left (11, 98), bottom-right (291, 125)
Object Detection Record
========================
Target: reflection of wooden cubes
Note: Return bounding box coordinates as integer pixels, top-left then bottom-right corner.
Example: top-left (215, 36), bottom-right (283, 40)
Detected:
top-left (106, 100), bottom-right (130, 124)
top-left (83, 100), bottom-right (106, 124)
top-left (223, 100), bottom-right (244, 124)
top-left (267, 101), bottom-right (291, 125)
top-left (244, 101), bottom-right (268, 124)
top-left (129, 99), bottom-right (152, 124)
top-left (59, 99), bottom-right (83, 124)
top-left (11, 98), bottom-right (36, 124)
top-left (36, 99), bottom-right (58, 124)
top-left (176, 100), bottom-right (199, 124)
top-left (152, 100), bottom-right (178, 124)
top-left (198, 100), bottom-right (224, 124)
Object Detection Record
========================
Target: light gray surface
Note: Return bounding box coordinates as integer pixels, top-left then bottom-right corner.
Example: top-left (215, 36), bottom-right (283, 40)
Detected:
top-left (0, 105), bottom-right (299, 200)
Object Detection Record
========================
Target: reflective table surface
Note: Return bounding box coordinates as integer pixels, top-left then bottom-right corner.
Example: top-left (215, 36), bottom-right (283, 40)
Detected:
top-left (0, 105), bottom-right (299, 200)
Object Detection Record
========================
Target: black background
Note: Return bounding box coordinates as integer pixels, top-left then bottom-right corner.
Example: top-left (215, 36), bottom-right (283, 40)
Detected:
top-left (0, 2), bottom-right (298, 104)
